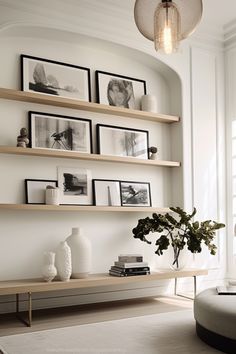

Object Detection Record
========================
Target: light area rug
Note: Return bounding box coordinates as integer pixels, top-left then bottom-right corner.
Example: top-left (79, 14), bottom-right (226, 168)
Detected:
top-left (0, 310), bottom-right (220, 354)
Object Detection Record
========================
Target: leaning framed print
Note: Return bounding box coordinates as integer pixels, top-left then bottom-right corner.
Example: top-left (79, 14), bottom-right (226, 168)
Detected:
top-left (58, 167), bottom-right (92, 205)
top-left (25, 179), bottom-right (58, 204)
top-left (29, 111), bottom-right (92, 153)
top-left (120, 181), bottom-right (151, 207)
top-left (21, 54), bottom-right (91, 101)
top-left (92, 179), bottom-right (121, 206)
top-left (95, 70), bottom-right (146, 110)
top-left (97, 124), bottom-right (149, 159)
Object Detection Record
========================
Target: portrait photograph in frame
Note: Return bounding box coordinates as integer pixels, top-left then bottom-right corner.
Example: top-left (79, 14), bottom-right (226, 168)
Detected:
top-left (97, 124), bottom-right (149, 159)
top-left (58, 167), bottom-right (92, 205)
top-left (120, 181), bottom-right (151, 207)
top-left (95, 70), bottom-right (146, 110)
top-left (29, 111), bottom-right (92, 154)
top-left (25, 179), bottom-right (58, 204)
top-left (92, 179), bottom-right (121, 206)
top-left (21, 54), bottom-right (91, 101)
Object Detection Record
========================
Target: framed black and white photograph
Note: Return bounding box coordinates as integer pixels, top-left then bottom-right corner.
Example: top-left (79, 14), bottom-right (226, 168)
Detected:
top-left (97, 124), bottom-right (149, 159)
top-left (93, 179), bottom-right (121, 206)
top-left (58, 167), bottom-right (92, 205)
top-left (21, 55), bottom-right (91, 101)
top-left (120, 181), bottom-right (151, 207)
top-left (25, 179), bottom-right (57, 204)
top-left (96, 70), bottom-right (146, 110)
top-left (29, 111), bottom-right (92, 153)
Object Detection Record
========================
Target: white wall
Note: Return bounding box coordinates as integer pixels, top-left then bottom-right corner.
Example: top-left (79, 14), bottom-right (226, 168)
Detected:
top-left (0, 0), bottom-right (226, 313)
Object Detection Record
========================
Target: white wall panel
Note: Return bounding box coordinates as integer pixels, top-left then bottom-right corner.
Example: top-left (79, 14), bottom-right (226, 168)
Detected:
top-left (191, 47), bottom-right (225, 269)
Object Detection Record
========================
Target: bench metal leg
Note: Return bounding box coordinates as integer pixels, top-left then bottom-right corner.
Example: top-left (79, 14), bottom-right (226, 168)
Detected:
top-left (174, 275), bottom-right (197, 300)
top-left (16, 292), bottom-right (32, 327)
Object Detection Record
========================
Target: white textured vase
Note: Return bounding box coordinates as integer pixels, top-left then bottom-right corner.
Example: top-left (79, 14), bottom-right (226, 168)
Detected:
top-left (42, 252), bottom-right (57, 282)
top-left (45, 188), bottom-right (60, 205)
top-left (66, 227), bottom-right (92, 279)
top-left (56, 241), bottom-right (72, 281)
top-left (141, 94), bottom-right (157, 113)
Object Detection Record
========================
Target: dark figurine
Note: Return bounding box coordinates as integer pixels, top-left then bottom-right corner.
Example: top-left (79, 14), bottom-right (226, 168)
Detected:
top-left (17, 127), bottom-right (29, 148)
top-left (148, 146), bottom-right (159, 160)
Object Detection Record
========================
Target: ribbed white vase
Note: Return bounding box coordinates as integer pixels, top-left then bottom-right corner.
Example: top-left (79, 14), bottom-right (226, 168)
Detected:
top-left (42, 251), bottom-right (57, 282)
top-left (66, 227), bottom-right (92, 279)
top-left (56, 241), bottom-right (72, 281)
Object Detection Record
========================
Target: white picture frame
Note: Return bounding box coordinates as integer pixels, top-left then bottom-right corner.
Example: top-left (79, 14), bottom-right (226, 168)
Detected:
top-left (58, 167), bottom-right (92, 205)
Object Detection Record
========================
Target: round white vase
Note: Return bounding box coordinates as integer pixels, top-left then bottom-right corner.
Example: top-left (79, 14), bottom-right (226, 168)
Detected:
top-left (141, 94), bottom-right (157, 113)
top-left (56, 241), bottom-right (72, 281)
top-left (42, 251), bottom-right (57, 282)
top-left (66, 227), bottom-right (92, 279)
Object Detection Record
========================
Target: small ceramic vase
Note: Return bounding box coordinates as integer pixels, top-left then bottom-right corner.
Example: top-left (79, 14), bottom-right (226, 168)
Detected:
top-left (66, 227), bottom-right (92, 279)
top-left (56, 241), bottom-right (72, 281)
top-left (141, 94), bottom-right (157, 113)
top-left (42, 251), bottom-right (57, 282)
top-left (45, 187), bottom-right (60, 205)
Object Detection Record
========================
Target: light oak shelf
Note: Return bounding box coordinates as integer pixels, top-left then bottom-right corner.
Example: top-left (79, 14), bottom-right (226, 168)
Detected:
top-left (0, 204), bottom-right (170, 213)
top-left (0, 87), bottom-right (180, 123)
top-left (0, 146), bottom-right (181, 167)
top-left (0, 269), bottom-right (208, 296)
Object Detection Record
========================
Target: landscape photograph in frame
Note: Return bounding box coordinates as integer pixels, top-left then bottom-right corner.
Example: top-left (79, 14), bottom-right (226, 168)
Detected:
top-left (120, 181), bottom-right (151, 207)
top-left (21, 55), bottom-right (91, 101)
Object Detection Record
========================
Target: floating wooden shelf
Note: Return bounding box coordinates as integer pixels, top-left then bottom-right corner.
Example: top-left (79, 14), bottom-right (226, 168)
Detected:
top-left (0, 204), bottom-right (170, 213)
top-left (0, 269), bottom-right (208, 296)
top-left (0, 87), bottom-right (180, 123)
top-left (0, 146), bottom-right (180, 167)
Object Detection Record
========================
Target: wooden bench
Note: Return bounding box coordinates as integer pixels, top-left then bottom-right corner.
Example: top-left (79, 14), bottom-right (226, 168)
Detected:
top-left (0, 268), bottom-right (208, 326)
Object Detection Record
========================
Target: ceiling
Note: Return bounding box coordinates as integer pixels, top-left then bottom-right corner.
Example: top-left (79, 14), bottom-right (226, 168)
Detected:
top-left (201, 0), bottom-right (236, 28)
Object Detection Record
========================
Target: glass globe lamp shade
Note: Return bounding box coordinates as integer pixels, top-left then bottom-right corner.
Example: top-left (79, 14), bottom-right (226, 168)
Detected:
top-left (154, 1), bottom-right (181, 54)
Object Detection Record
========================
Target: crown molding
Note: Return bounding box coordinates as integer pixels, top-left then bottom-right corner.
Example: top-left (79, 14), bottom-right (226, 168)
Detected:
top-left (0, 0), bottom-right (228, 52)
top-left (224, 19), bottom-right (236, 50)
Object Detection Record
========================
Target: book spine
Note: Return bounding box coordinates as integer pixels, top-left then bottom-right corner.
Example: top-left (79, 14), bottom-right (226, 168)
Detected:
top-left (111, 266), bottom-right (150, 273)
top-left (118, 256), bottom-right (143, 263)
top-left (109, 270), bottom-right (150, 276)
top-left (114, 261), bottom-right (148, 268)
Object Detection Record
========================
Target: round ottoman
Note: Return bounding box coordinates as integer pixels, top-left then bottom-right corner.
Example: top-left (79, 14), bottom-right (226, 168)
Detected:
top-left (194, 288), bottom-right (236, 353)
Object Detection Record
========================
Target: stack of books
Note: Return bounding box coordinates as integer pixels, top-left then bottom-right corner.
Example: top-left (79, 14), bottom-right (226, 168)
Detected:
top-left (109, 254), bottom-right (150, 277)
top-left (216, 286), bottom-right (236, 295)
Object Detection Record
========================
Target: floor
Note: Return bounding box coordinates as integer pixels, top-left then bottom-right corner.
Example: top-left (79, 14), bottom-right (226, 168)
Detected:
top-left (0, 295), bottom-right (192, 336)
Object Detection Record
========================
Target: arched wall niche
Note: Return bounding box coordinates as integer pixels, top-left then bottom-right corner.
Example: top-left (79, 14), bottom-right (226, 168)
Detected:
top-left (0, 23), bottom-right (184, 281)
top-left (0, 23), bottom-right (182, 116)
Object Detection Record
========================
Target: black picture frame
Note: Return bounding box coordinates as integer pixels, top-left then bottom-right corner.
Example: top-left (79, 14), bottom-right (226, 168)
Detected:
top-left (92, 179), bottom-right (121, 206)
top-left (25, 179), bottom-right (58, 204)
top-left (21, 54), bottom-right (91, 102)
top-left (95, 70), bottom-right (146, 110)
top-left (97, 124), bottom-right (149, 159)
top-left (119, 181), bottom-right (152, 207)
top-left (29, 111), bottom-right (93, 154)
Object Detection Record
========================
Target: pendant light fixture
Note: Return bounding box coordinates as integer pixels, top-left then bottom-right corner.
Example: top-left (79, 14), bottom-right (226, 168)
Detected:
top-left (134, 0), bottom-right (203, 54)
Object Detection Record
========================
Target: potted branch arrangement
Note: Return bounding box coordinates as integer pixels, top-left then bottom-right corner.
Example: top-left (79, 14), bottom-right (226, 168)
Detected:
top-left (132, 207), bottom-right (225, 270)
